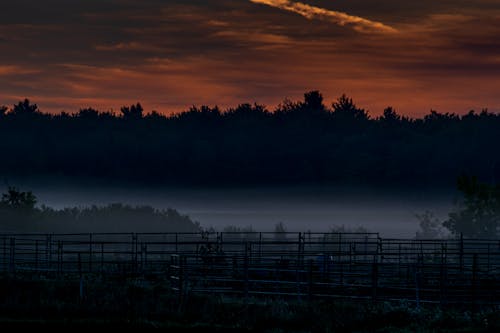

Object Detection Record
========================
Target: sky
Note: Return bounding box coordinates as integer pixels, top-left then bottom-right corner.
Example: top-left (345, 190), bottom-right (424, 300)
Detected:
top-left (1, 0), bottom-right (499, 117)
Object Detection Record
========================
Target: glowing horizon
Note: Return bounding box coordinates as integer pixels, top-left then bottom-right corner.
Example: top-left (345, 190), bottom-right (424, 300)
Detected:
top-left (1, 0), bottom-right (499, 117)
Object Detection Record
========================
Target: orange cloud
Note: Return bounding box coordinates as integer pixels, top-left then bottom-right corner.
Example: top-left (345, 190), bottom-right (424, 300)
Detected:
top-left (0, 65), bottom-right (40, 76)
top-left (249, 0), bottom-right (397, 34)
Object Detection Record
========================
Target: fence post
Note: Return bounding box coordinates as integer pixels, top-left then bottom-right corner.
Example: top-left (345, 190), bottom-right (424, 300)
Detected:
top-left (57, 240), bottom-right (63, 277)
top-left (440, 243), bottom-right (448, 305)
top-left (459, 233), bottom-right (464, 273)
top-left (244, 242), bottom-right (249, 300)
top-left (100, 243), bottom-right (104, 274)
top-left (259, 232), bottom-right (262, 264)
top-left (371, 255), bottom-right (378, 301)
top-left (398, 243), bottom-right (402, 279)
top-left (297, 233), bottom-right (305, 302)
top-left (131, 233), bottom-right (137, 272)
top-left (472, 253), bottom-right (478, 304)
top-left (144, 243), bottom-right (148, 272)
top-left (340, 253), bottom-right (344, 286)
top-left (47, 234), bottom-right (52, 271)
top-left (9, 237), bottom-right (15, 276)
top-left (170, 255), bottom-right (182, 304)
top-left (308, 259), bottom-right (314, 301)
top-left (89, 233), bottom-right (93, 273)
top-left (3, 237), bottom-right (6, 272)
top-left (175, 233), bottom-right (178, 254)
top-left (35, 239), bottom-right (39, 272)
top-left (78, 252), bottom-right (84, 302)
top-left (297, 232), bottom-right (302, 263)
top-left (349, 242), bottom-right (353, 272)
top-left (415, 255), bottom-right (422, 310)
top-left (487, 244), bottom-right (491, 273)
top-left (338, 233), bottom-right (342, 259)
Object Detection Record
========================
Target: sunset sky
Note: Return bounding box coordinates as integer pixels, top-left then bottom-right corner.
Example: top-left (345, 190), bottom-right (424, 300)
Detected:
top-left (1, 0), bottom-right (499, 116)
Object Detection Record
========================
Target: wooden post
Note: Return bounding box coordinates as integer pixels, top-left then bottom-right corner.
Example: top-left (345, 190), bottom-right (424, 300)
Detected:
top-left (340, 254), bottom-right (344, 286)
top-left (179, 256), bottom-right (187, 304)
top-left (131, 233), bottom-right (137, 271)
top-left (415, 255), bottom-right (422, 310)
top-left (218, 232), bottom-right (223, 251)
top-left (338, 233), bottom-right (342, 255)
top-left (371, 255), bottom-right (378, 301)
top-left (398, 243), bottom-right (402, 279)
top-left (78, 252), bottom-right (84, 301)
top-left (472, 253), bottom-right (478, 304)
top-left (379, 238), bottom-right (383, 264)
top-left (259, 232), bottom-right (262, 264)
top-left (244, 242), bottom-right (249, 300)
top-left (171, 254), bottom-right (185, 304)
top-left (487, 244), bottom-right (491, 273)
top-left (144, 243), bottom-right (148, 271)
top-left (298, 232), bottom-right (303, 266)
top-left (35, 240), bottom-right (39, 272)
top-left (364, 235), bottom-right (368, 261)
top-left (3, 237), bottom-right (6, 272)
top-left (297, 233), bottom-right (304, 301)
top-left (459, 233), bottom-right (464, 273)
top-left (296, 258), bottom-right (301, 302)
top-left (100, 243), bottom-right (104, 274)
top-left (175, 233), bottom-right (178, 254)
top-left (47, 234), bottom-right (52, 271)
top-left (89, 233), bottom-right (93, 273)
top-left (440, 243), bottom-right (447, 305)
top-left (349, 242), bottom-right (353, 272)
top-left (9, 237), bottom-right (15, 275)
top-left (58, 240), bottom-right (63, 277)
top-left (308, 259), bottom-right (314, 301)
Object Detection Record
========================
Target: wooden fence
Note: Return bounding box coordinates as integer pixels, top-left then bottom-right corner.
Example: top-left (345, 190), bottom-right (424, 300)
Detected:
top-left (1, 232), bottom-right (499, 304)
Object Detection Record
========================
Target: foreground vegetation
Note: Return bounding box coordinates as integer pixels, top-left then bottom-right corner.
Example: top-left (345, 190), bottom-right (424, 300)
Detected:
top-left (0, 274), bottom-right (498, 331)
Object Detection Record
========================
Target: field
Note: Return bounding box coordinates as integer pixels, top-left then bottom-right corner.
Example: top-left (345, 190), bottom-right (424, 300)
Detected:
top-left (1, 232), bottom-right (499, 330)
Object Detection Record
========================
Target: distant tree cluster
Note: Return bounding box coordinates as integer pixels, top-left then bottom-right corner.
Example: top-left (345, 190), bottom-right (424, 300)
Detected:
top-left (0, 92), bottom-right (499, 186)
top-left (443, 176), bottom-right (500, 238)
top-left (413, 176), bottom-right (500, 239)
top-left (0, 188), bottom-right (201, 233)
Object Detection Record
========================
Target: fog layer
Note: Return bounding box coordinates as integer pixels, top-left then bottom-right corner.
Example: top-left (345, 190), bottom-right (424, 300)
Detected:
top-left (23, 183), bottom-right (455, 238)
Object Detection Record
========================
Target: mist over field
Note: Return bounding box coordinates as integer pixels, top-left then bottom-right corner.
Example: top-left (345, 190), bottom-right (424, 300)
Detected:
top-left (9, 180), bottom-right (456, 238)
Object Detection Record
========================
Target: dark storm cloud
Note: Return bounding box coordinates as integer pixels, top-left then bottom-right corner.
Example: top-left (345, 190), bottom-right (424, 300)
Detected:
top-left (0, 0), bottom-right (499, 115)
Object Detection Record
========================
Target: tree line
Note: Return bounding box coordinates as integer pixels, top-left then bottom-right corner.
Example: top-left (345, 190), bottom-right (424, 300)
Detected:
top-left (0, 91), bottom-right (499, 186)
top-left (0, 187), bottom-right (201, 233)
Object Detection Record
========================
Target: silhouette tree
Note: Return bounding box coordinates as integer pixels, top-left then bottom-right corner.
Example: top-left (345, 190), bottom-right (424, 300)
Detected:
top-left (332, 94), bottom-right (368, 122)
top-left (78, 107), bottom-right (100, 119)
top-left (11, 99), bottom-right (39, 117)
top-left (379, 107), bottom-right (401, 124)
top-left (303, 90), bottom-right (325, 112)
top-left (120, 103), bottom-right (143, 120)
top-left (226, 103), bottom-right (268, 120)
top-left (415, 211), bottom-right (446, 239)
top-left (443, 176), bottom-right (500, 238)
top-left (0, 92), bottom-right (499, 187)
top-left (0, 105), bottom-right (7, 118)
top-left (1, 187), bottom-right (37, 211)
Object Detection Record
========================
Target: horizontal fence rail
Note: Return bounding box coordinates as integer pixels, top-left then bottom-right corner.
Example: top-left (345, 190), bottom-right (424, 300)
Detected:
top-left (1, 232), bottom-right (499, 305)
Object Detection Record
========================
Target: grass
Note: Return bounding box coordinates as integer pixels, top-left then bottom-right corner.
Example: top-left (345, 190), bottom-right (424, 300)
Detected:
top-left (0, 274), bottom-right (498, 332)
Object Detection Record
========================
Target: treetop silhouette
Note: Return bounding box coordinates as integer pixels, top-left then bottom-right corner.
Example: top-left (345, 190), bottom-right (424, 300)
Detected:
top-left (0, 90), bottom-right (498, 186)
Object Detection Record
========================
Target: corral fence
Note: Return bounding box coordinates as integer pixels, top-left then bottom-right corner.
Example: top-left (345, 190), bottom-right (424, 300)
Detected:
top-left (1, 232), bottom-right (499, 305)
